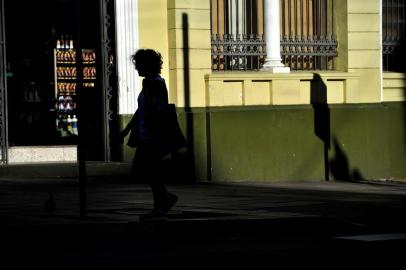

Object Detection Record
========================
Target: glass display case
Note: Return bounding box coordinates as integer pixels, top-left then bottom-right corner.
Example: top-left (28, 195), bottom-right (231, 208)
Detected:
top-left (54, 36), bottom-right (96, 138)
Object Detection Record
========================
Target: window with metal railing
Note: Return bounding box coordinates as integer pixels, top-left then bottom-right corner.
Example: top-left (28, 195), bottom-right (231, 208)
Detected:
top-left (383, 0), bottom-right (405, 72)
top-left (211, 0), bottom-right (265, 71)
top-left (211, 0), bottom-right (337, 71)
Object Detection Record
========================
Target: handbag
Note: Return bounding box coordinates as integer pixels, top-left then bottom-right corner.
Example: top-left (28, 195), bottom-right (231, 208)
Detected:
top-left (127, 104), bottom-right (187, 155)
top-left (156, 104), bottom-right (187, 155)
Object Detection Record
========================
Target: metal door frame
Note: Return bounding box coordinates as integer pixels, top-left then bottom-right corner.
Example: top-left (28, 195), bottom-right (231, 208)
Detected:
top-left (0, 0), bottom-right (8, 164)
top-left (100, 0), bottom-right (117, 162)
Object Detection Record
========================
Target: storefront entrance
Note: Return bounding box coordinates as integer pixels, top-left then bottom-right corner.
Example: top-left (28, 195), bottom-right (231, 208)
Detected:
top-left (0, 0), bottom-right (118, 163)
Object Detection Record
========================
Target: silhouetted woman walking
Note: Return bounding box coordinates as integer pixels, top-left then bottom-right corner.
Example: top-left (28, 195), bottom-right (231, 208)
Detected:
top-left (120, 49), bottom-right (177, 221)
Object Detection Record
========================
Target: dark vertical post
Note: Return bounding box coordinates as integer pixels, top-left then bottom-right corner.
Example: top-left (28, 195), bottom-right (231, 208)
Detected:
top-left (236, 0), bottom-right (239, 35)
top-left (230, 0), bottom-right (233, 55)
top-left (386, 0), bottom-right (388, 38)
top-left (99, 0), bottom-right (111, 162)
top-left (391, 0), bottom-right (393, 39)
top-left (0, 0), bottom-right (8, 164)
top-left (307, 0), bottom-right (310, 69)
top-left (331, 0), bottom-right (334, 70)
top-left (75, 0), bottom-right (87, 219)
top-left (383, 0), bottom-right (387, 70)
top-left (288, 0), bottom-right (291, 37)
top-left (282, 0), bottom-right (286, 37)
top-left (398, 0), bottom-right (400, 40)
top-left (217, 0), bottom-right (220, 34)
top-left (294, 0), bottom-right (298, 69)
top-left (402, 0), bottom-right (406, 37)
top-left (183, 13), bottom-right (195, 181)
top-left (288, 0), bottom-right (292, 68)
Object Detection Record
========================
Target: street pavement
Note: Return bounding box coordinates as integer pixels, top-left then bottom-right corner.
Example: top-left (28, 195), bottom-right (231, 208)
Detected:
top-left (1, 174), bottom-right (406, 269)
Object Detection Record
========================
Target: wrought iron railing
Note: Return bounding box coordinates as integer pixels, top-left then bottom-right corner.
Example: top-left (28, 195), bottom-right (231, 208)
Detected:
top-left (211, 34), bottom-right (265, 71)
top-left (281, 35), bottom-right (337, 70)
top-left (211, 0), bottom-right (337, 71)
top-left (211, 33), bottom-right (337, 71)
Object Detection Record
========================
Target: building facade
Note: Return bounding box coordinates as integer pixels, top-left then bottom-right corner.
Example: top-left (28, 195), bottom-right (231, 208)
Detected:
top-left (120, 0), bottom-right (406, 182)
top-left (0, 0), bottom-right (405, 183)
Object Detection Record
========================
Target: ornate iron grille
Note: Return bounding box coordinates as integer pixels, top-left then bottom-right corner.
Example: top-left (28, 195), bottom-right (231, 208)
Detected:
top-left (280, 35), bottom-right (337, 70)
top-left (100, 0), bottom-right (118, 161)
top-left (210, 0), bottom-right (337, 71)
top-left (211, 33), bottom-right (265, 71)
top-left (382, 0), bottom-right (405, 72)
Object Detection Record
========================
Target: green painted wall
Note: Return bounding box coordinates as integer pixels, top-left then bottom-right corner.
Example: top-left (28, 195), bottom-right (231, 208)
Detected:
top-left (387, 103), bottom-right (406, 179)
top-left (207, 106), bottom-right (324, 181)
top-left (119, 102), bottom-right (406, 182)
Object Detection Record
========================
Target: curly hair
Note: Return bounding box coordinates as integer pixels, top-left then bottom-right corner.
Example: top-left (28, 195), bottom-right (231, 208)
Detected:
top-left (130, 49), bottom-right (163, 75)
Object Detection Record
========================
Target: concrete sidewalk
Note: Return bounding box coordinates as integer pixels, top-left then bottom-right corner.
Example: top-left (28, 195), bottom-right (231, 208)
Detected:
top-left (1, 176), bottom-right (406, 269)
top-left (1, 175), bottom-right (406, 230)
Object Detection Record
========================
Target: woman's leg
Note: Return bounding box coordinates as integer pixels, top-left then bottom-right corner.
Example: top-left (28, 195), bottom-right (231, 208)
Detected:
top-left (134, 144), bottom-right (177, 218)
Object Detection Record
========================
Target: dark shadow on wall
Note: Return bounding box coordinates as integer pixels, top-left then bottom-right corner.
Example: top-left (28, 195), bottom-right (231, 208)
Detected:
top-left (181, 13), bottom-right (196, 182)
top-left (403, 64), bottom-right (406, 179)
top-left (311, 73), bottom-right (330, 181)
top-left (330, 137), bottom-right (365, 182)
top-left (205, 109), bottom-right (212, 181)
top-left (311, 73), bottom-right (365, 182)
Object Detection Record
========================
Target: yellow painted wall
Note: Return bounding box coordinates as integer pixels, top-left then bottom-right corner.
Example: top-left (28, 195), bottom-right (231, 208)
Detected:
top-left (346, 0), bottom-right (382, 102)
top-left (135, 0), bottom-right (389, 107)
top-left (333, 0), bottom-right (348, 72)
top-left (383, 73), bottom-right (406, 102)
top-left (138, 0), bottom-right (170, 90)
top-left (167, 0), bottom-right (211, 107)
top-left (201, 0), bottom-right (381, 107)
top-left (205, 72), bottom-right (360, 106)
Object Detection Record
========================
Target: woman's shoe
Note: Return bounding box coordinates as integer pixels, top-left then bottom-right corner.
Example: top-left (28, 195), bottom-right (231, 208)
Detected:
top-left (139, 192), bottom-right (178, 221)
top-left (161, 192), bottom-right (178, 215)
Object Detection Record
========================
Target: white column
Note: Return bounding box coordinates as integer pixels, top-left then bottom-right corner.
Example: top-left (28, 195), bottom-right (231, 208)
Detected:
top-left (115, 0), bottom-right (140, 114)
top-left (261, 0), bottom-right (290, 73)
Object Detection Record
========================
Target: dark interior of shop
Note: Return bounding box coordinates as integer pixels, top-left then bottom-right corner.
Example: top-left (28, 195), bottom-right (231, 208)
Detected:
top-left (4, 0), bottom-right (105, 160)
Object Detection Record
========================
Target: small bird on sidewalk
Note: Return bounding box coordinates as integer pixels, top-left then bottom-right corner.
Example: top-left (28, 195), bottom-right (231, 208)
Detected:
top-left (44, 193), bottom-right (55, 214)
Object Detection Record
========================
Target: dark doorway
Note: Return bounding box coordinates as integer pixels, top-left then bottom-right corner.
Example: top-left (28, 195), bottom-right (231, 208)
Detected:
top-left (3, 0), bottom-right (114, 161)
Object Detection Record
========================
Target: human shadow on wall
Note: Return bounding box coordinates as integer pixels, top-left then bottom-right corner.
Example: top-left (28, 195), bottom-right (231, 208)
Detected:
top-left (311, 73), bottom-right (330, 181)
top-left (311, 74), bottom-right (365, 182)
top-left (330, 137), bottom-right (365, 182)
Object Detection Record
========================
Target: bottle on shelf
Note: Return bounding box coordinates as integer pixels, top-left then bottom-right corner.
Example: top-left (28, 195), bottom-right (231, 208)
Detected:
top-left (58, 95), bottom-right (65, 112)
top-left (72, 115), bottom-right (78, 135)
top-left (56, 114), bottom-right (63, 136)
top-left (67, 115), bottom-right (73, 135)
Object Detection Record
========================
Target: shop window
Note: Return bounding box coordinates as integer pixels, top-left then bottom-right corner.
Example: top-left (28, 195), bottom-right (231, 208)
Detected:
top-left (4, 0), bottom-right (104, 156)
